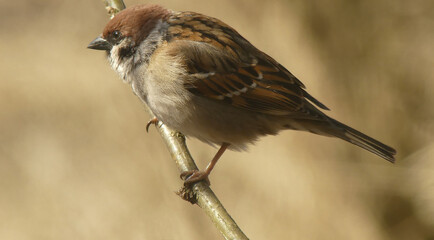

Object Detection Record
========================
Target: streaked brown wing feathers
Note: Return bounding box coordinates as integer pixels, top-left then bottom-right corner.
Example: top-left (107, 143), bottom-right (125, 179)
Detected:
top-left (167, 11), bottom-right (327, 115)
top-left (184, 56), bottom-right (305, 115)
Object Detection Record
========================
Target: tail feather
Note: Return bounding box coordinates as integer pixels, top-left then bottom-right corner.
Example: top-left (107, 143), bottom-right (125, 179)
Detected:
top-left (328, 118), bottom-right (396, 162)
top-left (290, 101), bottom-right (396, 162)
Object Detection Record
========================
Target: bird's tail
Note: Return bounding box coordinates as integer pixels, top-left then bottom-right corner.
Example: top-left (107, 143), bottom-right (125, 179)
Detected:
top-left (297, 117), bottom-right (396, 162)
top-left (329, 118), bottom-right (396, 162)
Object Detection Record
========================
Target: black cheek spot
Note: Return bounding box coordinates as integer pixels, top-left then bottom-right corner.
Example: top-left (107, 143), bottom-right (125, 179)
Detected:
top-left (118, 47), bottom-right (135, 58)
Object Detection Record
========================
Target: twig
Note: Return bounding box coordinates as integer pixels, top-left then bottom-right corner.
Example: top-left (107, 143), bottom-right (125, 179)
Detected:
top-left (100, 1), bottom-right (249, 239)
top-left (103, 0), bottom-right (125, 18)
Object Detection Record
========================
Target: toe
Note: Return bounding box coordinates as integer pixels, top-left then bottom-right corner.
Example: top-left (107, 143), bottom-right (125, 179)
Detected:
top-left (181, 170), bottom-right (210, 186)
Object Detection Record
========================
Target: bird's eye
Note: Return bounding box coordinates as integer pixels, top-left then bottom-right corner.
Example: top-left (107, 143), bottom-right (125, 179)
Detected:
top-left (112, 30), bottom-right (122, 40)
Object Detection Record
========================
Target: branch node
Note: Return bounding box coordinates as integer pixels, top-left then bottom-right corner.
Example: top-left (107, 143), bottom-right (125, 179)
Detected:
top-left (175, 132), bottom-right (186, 140)
top-left (176, 186), bottom-right (197, 204)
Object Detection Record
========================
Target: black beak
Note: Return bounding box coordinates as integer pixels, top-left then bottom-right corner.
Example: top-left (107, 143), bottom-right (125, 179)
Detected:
top-left (87, 36), bottom-right (112, 51)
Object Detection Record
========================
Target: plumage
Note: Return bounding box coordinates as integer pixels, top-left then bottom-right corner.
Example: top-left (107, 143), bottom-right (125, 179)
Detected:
top-left (88, 4), bottom-right (396, 184)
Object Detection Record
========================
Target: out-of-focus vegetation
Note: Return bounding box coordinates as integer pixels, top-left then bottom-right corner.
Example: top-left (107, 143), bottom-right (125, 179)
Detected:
top-left (0, 0), bottom-right (432, 239)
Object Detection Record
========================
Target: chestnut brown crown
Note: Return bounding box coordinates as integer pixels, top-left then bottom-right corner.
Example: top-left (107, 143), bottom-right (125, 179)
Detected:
top-left (103, 4), bottom-right (170, 46)
top-left (87, 4), bottom-right (170, 51)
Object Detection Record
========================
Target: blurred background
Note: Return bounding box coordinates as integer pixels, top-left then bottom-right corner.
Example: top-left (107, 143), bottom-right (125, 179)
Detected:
top-left (0, 0), bottom-right (433, 239)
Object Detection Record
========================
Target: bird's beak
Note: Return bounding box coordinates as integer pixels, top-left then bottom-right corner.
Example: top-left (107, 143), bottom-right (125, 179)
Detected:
top-left (87, 36), bottom-right (112, 51)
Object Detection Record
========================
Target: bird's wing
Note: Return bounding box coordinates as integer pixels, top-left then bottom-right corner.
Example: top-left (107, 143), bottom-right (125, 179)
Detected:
top-left (166, 11), bottom-right (329, 116)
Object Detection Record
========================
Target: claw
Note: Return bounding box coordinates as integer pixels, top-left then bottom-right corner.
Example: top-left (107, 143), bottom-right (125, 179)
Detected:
top-left (180, 170), bottom-right (210, 186)
top-left (146, 117), bottom-right (159, 132)
top-left (180, 170), bottom-right (194, 180)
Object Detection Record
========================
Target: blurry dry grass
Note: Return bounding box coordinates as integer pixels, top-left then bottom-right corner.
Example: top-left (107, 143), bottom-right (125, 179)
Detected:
top-left (0, 0), bottom-right (433, 239)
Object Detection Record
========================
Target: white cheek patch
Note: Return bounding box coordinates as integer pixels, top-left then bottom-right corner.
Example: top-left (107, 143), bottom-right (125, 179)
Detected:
top-left (108, 44), bottom-right (130, 81)
top-left (107, 20), bottom-right (168, 84)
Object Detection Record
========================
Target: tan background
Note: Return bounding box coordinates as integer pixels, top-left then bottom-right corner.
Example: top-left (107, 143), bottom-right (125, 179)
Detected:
top-left (1, 0), bottom-right (433, 239)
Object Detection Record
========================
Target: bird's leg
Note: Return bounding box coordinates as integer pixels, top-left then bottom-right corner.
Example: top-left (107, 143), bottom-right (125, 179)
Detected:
top-left (146, 117), bottom-right (159, 132)
top-left (181, 143), bottom-right (230, 186)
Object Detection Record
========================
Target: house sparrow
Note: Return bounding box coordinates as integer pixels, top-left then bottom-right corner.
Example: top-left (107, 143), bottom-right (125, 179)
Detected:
top-left (88, 4), bottom-right (396, 184)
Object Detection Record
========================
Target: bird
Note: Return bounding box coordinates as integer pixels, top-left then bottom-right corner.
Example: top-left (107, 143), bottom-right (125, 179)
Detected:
top-left (88, 4), bottom-right (396, 184)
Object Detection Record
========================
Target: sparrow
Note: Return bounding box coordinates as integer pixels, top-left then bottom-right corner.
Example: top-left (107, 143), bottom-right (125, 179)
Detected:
top-left (88, 4), bottom-right (396, 184)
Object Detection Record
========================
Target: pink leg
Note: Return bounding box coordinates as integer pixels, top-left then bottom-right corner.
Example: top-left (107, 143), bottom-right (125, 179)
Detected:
top-left (181, 143), bottom-right (230, 185)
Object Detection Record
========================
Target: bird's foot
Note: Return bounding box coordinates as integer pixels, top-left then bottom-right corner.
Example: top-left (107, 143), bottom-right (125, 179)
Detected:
top-left (180, 170), bottom-right (210, 186)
